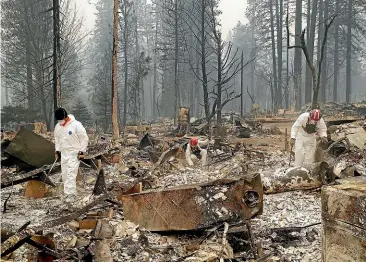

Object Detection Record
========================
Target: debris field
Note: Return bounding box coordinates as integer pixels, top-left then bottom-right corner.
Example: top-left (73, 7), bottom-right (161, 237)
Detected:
top-left (1, 114), bottom-right (366, 262)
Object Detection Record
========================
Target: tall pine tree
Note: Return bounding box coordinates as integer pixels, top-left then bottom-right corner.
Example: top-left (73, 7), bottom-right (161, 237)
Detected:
top-left (72, 99), bottom-right (92, 127)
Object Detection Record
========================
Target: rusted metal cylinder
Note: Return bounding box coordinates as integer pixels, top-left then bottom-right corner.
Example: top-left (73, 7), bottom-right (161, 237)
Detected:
top-left (262, 162), bottom-right (334, 194)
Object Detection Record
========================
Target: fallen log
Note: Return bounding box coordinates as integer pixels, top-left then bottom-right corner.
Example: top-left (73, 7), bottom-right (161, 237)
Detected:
top-left (1, 221), bottom-right (30, 244)
top-left (1, 228), bottom-right (34, 257)
top-left (1, 194), bottom-right (111, 257)
top-left (41, 193), bottom-right (110, 229)
top-left (1, 163), bottom-right (60, 189)
top-left (26, 236), bottom-right (60, 260)
top-left (262, 162), bottom-right (335, 194)
top-left (1, 151), bottom-right (107, 189)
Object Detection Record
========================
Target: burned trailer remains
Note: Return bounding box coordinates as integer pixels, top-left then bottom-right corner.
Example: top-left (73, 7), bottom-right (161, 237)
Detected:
top-left (120, 174), bottom-right (263, 231)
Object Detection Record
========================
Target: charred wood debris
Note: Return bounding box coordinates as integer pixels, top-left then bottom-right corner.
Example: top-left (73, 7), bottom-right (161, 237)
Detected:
top-left (1, 108), bottom-right (366, 262)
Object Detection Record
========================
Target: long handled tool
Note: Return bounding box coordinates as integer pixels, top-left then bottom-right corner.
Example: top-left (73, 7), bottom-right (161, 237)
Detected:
top-left (38, 158), bottom-right (58, 190)
top-left (288, 144), bottom-right (293, 167)
top-left (47, 158), bottom-right (58, 175)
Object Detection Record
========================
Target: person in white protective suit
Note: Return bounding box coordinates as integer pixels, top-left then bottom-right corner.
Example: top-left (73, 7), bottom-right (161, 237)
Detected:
top-left (185, 137), bottom-right (207, 167)
top-left (54, 108), bottom-right (89, 202)
top-left (290, 109), bottom-right (327, 167)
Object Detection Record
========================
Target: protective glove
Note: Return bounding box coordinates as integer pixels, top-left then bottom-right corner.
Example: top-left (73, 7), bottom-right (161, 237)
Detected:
top-left (321, 137), bottom-right (328, 145)
top-left (78, 151), bottom-right (85, 160)
top-left (55, 151), bottom-right (61, 160)
top-left (290, 138), bottom-right (296, 148)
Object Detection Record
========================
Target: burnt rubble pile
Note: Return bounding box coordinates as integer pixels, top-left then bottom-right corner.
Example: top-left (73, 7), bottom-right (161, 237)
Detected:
top-left (1, 117), bottom-right (365, 262)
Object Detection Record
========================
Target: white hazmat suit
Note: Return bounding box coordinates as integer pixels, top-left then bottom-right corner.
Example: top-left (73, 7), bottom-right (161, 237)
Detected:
top-left (54, 114), bottom-right (89, 196)
top-left (185, 143), bottom-right (207, 167)
top-left (291, 112), bottom-right (327, 167)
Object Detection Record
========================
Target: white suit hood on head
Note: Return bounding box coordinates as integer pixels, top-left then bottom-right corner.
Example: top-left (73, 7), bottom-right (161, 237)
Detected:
top-left (185, 143), bottom-right (207, 167)
top-left (290, 112), bottom-right (327, 139)
top-left (54, 114), bottom-right (89, 153)
top-left (54, 114), bottom-right (89, 196)
top-left (290, 112), bottom-right (327, 167)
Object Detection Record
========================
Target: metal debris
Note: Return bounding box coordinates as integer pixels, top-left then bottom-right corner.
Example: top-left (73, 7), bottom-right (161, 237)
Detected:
top-left (321, 177), bottom-right (366, 262)
top-left (5, 127), bottom-right (55, 168)
top-left (120, 175), bottom-right (263, 231)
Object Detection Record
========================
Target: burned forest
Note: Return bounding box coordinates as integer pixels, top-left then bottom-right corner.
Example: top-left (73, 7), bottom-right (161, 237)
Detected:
top-left (1, 0), bottom-right (366, 261)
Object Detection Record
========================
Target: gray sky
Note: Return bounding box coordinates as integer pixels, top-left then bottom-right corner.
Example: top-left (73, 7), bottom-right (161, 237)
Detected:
top-left (75, 0), bottom-right (249, 39)
top-left (220, 0), bottom-right (248, 38)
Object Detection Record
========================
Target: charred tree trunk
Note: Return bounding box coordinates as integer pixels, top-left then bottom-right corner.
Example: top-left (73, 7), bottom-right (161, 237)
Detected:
top-left (250, 16), bottom-right (256, 106)
top-left (201, 0), bottom-right (210, 124)
top-left (345, 0), bottom-right (352, 103)
top-left (112, 0), bottom-right (120, 138)
top-left (320, 0), bottom-right (329, 102)
top-left (38, 69), bottom-right (50, 129)
top-left (275, 0), bottom-right (283, 108)
top-left (294, 0), bottom-right (302, 109)
top-left (333, 0), bottom-right (340, 102)
top-left (135, 10), bottom-right (141, 122)
top-left (53, 0), bottom-right (61, 115)
top-left (26, 49), bottom-right (33, 109)
top-left (173, 0), bottom-right (179, 125)
top-left (269, 0), bottom-right (278, 111)
top-left (305, 0), bottom-right (318, 104)
top-left (250, 50), bottom-right (255, 108)
top-left (304, 0), bottom-right (312, 104)
top-left (216, 33), bottom-right (223, 127)
top-left (285, 2), bottom-right (289, 108)
top-left (313, 16), bottom-right (336, 108)
top-left (241, 51), bottom-right (244, 116)
top-left (123, 3), bottom-right (129, 127)
top-left (152, 7), bottom-right (158, 119)
top-left (25, 0), bottom-right (33, 109)
top-left (317, 0), bottom-right (324, 102)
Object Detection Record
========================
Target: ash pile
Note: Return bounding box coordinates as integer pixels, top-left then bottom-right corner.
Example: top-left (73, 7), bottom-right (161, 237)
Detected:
top-left (1, 116), bottom-right (365, 262)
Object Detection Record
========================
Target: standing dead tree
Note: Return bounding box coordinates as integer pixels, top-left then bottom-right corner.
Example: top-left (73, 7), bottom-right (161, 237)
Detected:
top-left (288, 15), bottom-right (337, 109)
top-left (119, 0), bottom-right (134, 127)
top-left (156, 0), bottom-right (185, 124)
top-left (207, 0), bottom-right (254, 128)
top-left (111, 0), bottom-right (120, 139)
top-left (1, 0), bottom-right (88, 129)
top-left (179, 0), bottom-right (212, 124)
top-left (181, 0), bottom-right (254, 127)
top-left (129, 52), bottom-right (151, 122)
top-left (53, 0), bottom-right (61, 113)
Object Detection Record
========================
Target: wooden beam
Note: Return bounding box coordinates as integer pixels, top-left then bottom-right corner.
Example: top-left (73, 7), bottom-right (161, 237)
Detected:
top-left (1, 163), bottom-right (60, 189)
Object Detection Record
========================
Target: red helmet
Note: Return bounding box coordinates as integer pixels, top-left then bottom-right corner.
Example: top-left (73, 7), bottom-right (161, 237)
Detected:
top-left (190, 138), bottom-right (198, 147)
top-left (310, 109), bottom-right (321, 121)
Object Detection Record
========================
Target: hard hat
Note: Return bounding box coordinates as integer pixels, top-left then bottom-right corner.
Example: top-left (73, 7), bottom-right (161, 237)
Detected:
top-left (190, 138), bottom-right (198, 147)
top-left (310, 109), bottom-right (321, 121)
